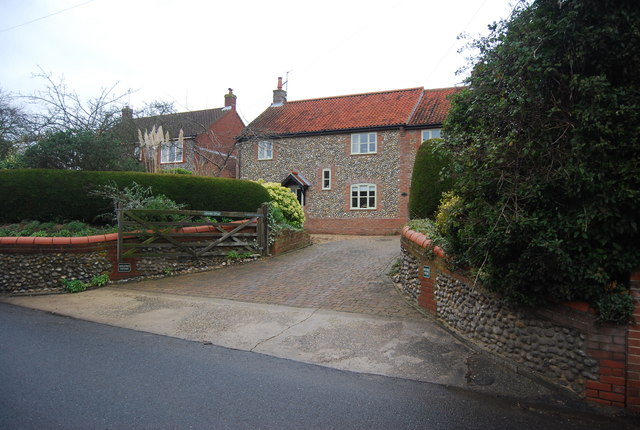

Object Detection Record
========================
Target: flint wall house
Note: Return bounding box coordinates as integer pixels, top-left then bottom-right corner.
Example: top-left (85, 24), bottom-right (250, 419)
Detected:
top-left (238, 78), bottom-right (461, 235)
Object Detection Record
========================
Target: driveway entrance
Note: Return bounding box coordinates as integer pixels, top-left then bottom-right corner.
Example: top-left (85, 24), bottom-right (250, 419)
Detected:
top-left (118, 236), bottom-right (422, 319)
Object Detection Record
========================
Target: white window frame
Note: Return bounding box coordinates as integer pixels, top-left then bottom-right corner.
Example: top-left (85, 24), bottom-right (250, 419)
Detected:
top-left (258, 140), bottom-right (273, 160)
top-left (351, 132), bottom-right (377, 155)
top-left (160, 141), bottom-right (183, 164)
top-left (421, 128), bottom-right (441, 142)
top-left (350, 183), bottom-right (377, 210)
top-left (322, 168), bottom-right (331, 190)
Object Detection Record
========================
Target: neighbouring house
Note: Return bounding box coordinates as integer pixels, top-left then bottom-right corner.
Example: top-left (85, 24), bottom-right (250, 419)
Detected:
top-left (237, 78), bottom-right (461, 235)
top-left (122, 89), bottom-right (245, 177)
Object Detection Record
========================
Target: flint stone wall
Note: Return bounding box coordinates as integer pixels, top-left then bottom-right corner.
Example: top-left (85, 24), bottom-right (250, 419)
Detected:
top-left (0, 228), bottom-right (309, 295)
top-left (239, 131), bottom-right (402, 219)
top-left (396, 229), bottom-right (635, 409)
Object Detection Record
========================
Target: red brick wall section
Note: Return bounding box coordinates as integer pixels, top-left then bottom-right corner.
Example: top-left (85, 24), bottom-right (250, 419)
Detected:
top-left (584, 324), bottom-right (628, 408)
top-left (269, 230), bottom-right (312, 255)
top-left (628, 272), bottom-right (640, 412)
top-left (304, 218), bottom-right (406, 235)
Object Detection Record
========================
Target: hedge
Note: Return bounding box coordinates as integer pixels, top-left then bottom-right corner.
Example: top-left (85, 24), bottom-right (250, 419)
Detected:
top-left (408, 138), bottom-right (453, 220)
top-left (0, 169), bottom-right (271, 223)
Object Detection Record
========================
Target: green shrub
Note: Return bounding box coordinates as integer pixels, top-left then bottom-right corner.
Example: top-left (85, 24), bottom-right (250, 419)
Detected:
top-left (0, 169), bottom-right (271, 223)
top-left (441, 0), bottom-right (640, 323)
top-left (258, 181), bottom-right (304, 229)
top-left (408, 138), bottom-right (453, 220)
top-left (406, 218), bottom-right (450, 257)
top-left (91, 182), bottom-right (186, 223)
top-left (163, 168), bottom-right (193, 175)
top-left (62, 273), bottom-right (110, 293)
top-left (62, 279), bottom-right (88, 293)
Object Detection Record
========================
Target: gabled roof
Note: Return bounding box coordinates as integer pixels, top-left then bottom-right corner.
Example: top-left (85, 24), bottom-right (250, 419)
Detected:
top-left (282, 171), bottom-right (311, 188)
top-left (244, 87), bottom-right (462, 138)
top-left (135, 107), bottom-right (230, 138)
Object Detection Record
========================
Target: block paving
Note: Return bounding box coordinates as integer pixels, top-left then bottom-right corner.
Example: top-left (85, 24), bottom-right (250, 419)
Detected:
top-left (117, 235), bottom-right (423, 319)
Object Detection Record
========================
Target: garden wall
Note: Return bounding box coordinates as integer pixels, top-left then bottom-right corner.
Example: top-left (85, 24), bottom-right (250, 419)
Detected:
top-left (0, 229), bottom-right (309, 295)
top-left (397, 227), bottom-right (640, 413)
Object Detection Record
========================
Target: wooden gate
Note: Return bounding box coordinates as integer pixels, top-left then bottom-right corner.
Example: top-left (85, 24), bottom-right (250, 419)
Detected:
top-left (116, 204), bottom-right (269, 262)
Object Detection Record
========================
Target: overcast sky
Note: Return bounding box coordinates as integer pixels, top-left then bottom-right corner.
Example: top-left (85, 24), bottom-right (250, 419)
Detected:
top-left (1, 0), bottom-right (519, 123)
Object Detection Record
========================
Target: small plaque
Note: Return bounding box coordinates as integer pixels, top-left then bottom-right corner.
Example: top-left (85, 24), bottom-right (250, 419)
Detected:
top-left (203, 211), bottom-right (221, 217)
top-left (118, 263), bottom-right (132, 273)
top-left (423, 265), bottom-right (431, 278)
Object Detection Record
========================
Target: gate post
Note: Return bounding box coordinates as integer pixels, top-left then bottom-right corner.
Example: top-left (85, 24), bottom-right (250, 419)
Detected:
top-left (257, 203), bottom-right (270, 256)
top-left (116, 204), bottom-right (123, 263)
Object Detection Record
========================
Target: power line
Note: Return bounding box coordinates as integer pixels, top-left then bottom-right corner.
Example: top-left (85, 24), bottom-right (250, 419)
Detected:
top-left (0, 0), bottom-right (100, 34)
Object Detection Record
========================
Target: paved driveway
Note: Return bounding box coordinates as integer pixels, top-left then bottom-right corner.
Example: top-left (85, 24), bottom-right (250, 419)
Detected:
top-left (119, 236), bottom-right (422, 318)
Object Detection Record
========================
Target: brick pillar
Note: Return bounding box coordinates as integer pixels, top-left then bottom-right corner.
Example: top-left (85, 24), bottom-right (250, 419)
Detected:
top-left (417, 263), bottom-right (437, 313)
top-left (627, 271), bottom-right (640, 412)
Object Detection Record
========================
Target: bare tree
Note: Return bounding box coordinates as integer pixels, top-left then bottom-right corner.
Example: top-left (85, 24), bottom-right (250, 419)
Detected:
top-left (136, 100), bottom-right (176, 118)
top-left (0, 88), bottom-right (33, 160)
top-left (24, 67), bottom-right (132, 135)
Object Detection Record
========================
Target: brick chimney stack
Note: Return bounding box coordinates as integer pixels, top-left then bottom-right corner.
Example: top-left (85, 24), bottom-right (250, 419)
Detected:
top-left (224, 88), bottom-right (237, 109)
top-left (121, 106), bottom-right (133, 121)
top-left (272, 77), bottom-right (287, 105)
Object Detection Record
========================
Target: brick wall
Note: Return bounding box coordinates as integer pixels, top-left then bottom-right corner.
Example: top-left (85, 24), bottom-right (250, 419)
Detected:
top-left (397, 227), bottom-right (640, 413)
top-left (628, 273), bottom-right (640, 412)
top-left (269, 229), bottom-right (312, 254)
top-left (304, 217), bottom-right (405, 235)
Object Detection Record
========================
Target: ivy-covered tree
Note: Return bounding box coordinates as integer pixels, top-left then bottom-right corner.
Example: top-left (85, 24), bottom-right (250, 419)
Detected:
top-left (442, 0), bottom-right (640, 316)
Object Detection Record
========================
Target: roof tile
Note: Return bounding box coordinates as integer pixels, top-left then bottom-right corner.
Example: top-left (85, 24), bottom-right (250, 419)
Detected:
top-left (245, 86), bottom-right (461, 137)
top-left (135, 108), bottom-right (228, 137)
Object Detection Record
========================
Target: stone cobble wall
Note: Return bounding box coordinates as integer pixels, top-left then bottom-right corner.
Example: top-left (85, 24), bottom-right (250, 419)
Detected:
top-left (239, 131), bottom-right (401, 219)
top-left (395, 240), bottom-right (596, 394)
top-left (398, 246), bottom-right (420, 299)
top-left (434, 271), bottom-right (596, 394)
top-left (398, 227), bottom-right (640, 411)
top-left (0, 228), bottom-right (310, 294)
top-left (0, 251), bottom-right (112, 295)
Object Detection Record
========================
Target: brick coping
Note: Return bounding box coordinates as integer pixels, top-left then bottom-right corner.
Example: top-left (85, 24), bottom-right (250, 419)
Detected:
top-left (0, 222), bottom-right (258, 247)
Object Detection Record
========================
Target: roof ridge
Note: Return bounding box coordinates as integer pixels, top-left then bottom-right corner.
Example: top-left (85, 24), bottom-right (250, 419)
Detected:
top-left (285, 87), bottom-right (425, 104)
top-left (139, 106), bottom-right (225, 122)
top-left (407, 90), bottom-right (425, 124)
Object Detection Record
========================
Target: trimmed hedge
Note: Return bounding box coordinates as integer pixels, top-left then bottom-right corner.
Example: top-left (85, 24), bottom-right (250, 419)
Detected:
top-left (408, 138), bottom-right (453, 220)
top-left (0, 169), bottom-right (271, 223)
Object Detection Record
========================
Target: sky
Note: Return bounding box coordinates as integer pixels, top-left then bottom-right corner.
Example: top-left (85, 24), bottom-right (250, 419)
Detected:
top-left (0, 0), bottom-right (519, 124)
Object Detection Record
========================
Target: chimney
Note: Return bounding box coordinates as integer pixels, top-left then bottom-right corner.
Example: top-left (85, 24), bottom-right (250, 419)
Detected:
top-left (121, 106), bottom-right (133, 121)
top-left (272, 77), bottom-right (287, 105)
top-left (224, 88), bottom-right (237, 109)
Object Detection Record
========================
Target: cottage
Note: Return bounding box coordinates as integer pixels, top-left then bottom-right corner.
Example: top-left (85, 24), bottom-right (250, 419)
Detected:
top-left (125, 89), bottom-right (244, 177)
top-left (238, 78), bottom-right (460, 235)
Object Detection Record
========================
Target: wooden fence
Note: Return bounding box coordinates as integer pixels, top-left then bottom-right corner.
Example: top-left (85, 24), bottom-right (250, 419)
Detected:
top-left (116, 204), bottom-right (269, 262)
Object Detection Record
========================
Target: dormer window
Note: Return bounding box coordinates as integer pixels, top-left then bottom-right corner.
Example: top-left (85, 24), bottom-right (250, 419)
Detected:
top-left (258, 140), bottom-right (273, 160)
top-left (351, 132), bottom-right (377, 155)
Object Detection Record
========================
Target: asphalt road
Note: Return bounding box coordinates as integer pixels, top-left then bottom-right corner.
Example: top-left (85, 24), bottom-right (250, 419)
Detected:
top-left (0, 303), bottom-right (636, 430)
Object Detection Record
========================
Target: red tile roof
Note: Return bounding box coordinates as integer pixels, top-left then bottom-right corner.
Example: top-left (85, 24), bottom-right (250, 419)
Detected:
top-left (409, 87), bottom-right (462, 126)
top-left (245, 87), bottom-right (461, 137)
